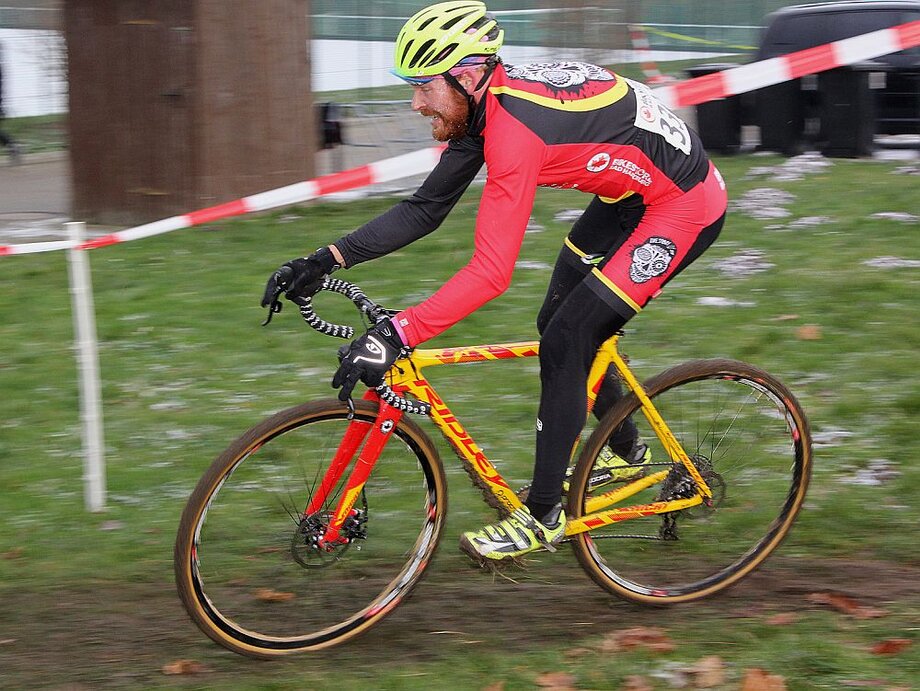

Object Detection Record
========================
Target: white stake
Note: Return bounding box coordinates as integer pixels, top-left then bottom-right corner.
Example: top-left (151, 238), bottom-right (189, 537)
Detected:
top-left (66, 222), bottom-right (106, 512)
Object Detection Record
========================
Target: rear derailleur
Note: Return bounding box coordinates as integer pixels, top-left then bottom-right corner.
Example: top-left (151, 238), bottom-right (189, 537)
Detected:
top-left (655, 456), bottom-right (725, 541)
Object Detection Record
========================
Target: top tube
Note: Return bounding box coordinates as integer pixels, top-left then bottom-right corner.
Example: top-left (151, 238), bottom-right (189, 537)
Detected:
top-left (410, 341), bottom-right (540, 368)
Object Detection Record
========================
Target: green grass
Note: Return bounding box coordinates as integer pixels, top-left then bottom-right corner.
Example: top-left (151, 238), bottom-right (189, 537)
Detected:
top-left (1, 155), bottom-right (918, 688)
top-left (1, 113), bottom-right (67, 154)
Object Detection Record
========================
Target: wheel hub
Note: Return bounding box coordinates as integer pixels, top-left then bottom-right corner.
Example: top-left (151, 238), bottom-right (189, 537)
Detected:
top-left (291, 494), bottom-right (368, 568)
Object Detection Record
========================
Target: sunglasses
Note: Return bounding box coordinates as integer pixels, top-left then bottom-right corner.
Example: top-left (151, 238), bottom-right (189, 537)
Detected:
top-left (391, 69), bottom-right (439, 86)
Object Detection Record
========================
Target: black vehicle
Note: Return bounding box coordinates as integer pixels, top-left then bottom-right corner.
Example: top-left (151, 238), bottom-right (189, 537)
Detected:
top-left (758, 1), bottom-right (920, 139)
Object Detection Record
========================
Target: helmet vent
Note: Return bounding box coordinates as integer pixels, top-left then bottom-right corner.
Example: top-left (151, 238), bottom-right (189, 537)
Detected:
top-left (400, 40), bottom-right (414, 66)
top-left (393, 2), bottom-right (503, 79)
top-left (433, 43), bottom-right (460, 65)
top-left (441, 15), bottom-right (466, 31)
top-left (411, 38), bottom-right (437, 69)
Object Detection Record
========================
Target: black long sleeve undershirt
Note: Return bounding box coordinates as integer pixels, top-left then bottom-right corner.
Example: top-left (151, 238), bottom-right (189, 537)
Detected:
top-left (333, 135), bottom-right (485, 268)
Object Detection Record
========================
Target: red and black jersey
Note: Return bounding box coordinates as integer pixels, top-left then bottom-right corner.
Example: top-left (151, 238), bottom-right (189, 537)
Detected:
top-left (485, 61), bottom-right (708, 203)
top-left (335, 61), bottom-right (713, 346)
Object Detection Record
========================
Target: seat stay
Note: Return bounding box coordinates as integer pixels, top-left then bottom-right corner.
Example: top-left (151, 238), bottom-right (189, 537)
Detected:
top-left (601, 337), bottom-right (714, 500)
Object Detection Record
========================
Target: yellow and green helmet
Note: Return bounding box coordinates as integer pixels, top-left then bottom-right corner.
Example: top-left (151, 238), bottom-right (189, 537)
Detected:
top-left (393, 2), bottom-right (504, 83)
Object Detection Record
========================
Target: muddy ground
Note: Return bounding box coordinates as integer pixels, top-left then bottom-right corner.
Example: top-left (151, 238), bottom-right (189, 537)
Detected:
top-left (1, 556), bottom-right (918, 689)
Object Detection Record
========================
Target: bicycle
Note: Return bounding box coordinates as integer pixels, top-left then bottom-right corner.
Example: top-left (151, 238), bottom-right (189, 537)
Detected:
top-left (174, 278), bottom-right (812, 658)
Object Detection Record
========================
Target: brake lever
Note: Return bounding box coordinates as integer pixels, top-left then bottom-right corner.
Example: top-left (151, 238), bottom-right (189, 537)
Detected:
top-left (261, 289), bottom-right (285, 326)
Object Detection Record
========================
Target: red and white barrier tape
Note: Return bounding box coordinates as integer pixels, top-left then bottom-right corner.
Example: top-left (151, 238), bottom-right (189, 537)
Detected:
top-left (0, 145), bottom-right (445, 256)
top-left (655, 20), bottom-right (920, 109)
top-left (628, 24), bottom-right (669, 85)
top-left (2, 19), bottom-right (918, 258)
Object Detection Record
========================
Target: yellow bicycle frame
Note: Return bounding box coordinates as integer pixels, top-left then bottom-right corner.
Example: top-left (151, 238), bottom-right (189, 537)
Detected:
top-left (369, 333), bottom-right (714, 539)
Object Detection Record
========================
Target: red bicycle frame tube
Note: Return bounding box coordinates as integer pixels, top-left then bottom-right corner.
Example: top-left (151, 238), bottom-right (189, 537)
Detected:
top-left (317, 391), bottom-right (405, 545)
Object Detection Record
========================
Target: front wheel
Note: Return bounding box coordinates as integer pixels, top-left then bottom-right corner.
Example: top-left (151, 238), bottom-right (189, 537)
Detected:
top-left (174, 399), bottom-right (446, 657)
top-left (569, 359), bottom-right (812, 605)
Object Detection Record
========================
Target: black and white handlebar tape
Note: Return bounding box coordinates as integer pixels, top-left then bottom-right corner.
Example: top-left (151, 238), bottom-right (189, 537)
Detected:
top-left (299, 278), bottom-right (431, 416)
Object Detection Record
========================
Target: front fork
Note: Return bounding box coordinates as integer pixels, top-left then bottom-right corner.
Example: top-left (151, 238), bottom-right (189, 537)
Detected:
top-left (306, 391), bottom-right (403, 548)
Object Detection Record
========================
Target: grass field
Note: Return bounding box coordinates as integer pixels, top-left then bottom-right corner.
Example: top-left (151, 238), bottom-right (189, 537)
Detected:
top-left (0, 154), bottom-right (918, 688)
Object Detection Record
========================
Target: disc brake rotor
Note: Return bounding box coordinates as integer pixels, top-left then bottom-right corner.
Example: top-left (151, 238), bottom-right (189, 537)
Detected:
top-left (290, 492), bottom-right (368, 568)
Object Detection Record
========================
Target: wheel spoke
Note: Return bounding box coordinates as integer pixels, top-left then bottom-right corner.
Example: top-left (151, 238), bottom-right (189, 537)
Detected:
top-left (175, 401), bottom-right (445, 656)
top-left (569, 360), bottom-right (811, 604)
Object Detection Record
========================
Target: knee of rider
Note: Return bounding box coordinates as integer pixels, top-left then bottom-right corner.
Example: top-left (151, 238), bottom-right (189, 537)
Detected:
top-left (538, 321), bottom-right (580, 372)
top-left (537, 244), bottom-right (595, 336)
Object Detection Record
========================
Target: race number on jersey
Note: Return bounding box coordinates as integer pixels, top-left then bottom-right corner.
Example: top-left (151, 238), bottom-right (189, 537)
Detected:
top-left (625, 78), bottom-right (692, 156)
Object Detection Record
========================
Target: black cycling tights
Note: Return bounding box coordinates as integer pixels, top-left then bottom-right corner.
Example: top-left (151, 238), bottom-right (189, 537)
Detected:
top-left (528, 279), bottom-right (632, 515)
top-left (526, 198), bottom-right (723, 517)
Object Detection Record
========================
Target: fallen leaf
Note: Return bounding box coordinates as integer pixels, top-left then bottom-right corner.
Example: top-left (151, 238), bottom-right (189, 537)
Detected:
top-left (869, 638), bottom-right (911, 655)
top-left (687, 655), bottom-right (726, 688)
top-left (481, 683), bottom-right (504, 691)
top-left (253, 588), bottom-right (295, 603)
top-left (600, 627), bottom-right (674, 653)
top-left (2, 548), bottom-right (24, 560)
top-left (807, 592), bottom-right (886, 619)
top-left (765, 612), bottom-right (799, 626)
top-left (535, 671), bottom-right (576, 689)
top-left (162, 659), bottom-right (208, 675)
top-left (620, 675), bottom-right (654, 691)
top-left (563, 647), bottom-right (592, 659)
top-left (796, 324), bottom-right (822, 340)
top-left (741, 668), bottom-right (787, 690)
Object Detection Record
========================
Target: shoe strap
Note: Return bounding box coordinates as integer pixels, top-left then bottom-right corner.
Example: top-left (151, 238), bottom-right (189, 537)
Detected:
top-left (511, 508), bottom-right (558, 553)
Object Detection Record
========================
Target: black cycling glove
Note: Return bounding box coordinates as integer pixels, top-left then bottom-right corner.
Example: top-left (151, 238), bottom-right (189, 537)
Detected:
top-left (260, 246), bottom-right (341, 307)
top-left (332, 319), bottom-right (406, 402)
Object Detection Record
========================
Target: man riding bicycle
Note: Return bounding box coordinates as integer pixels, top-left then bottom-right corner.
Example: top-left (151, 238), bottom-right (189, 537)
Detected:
top-left (262, 1), bottom-right (727, 562)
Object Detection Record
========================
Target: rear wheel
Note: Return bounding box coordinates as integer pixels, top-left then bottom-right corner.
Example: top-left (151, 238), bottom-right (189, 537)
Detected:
top-left (569, 359), bottom-right (811, 604)
top-left (174, 399), bottom-right (446, 657)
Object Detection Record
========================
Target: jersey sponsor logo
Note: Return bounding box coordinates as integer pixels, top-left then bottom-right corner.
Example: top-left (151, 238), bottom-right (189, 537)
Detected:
top-left (610, 158), bottom-right (652, 187)
top-left (630, 237), bottom-right (677, 283)
top-left (586, 152), bottom-right (652, 186)
top-left (586, 152), bottom-right (611, 172)
top-left (506, 61), bottom-right (615, 91)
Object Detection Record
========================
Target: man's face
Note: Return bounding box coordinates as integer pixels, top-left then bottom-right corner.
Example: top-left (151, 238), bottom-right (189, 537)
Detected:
top-left (411, 77), bottom-right (470, 141)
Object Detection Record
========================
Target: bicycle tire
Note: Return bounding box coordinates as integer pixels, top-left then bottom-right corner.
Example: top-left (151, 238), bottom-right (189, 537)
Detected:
top-left (174, 399), bottom-right (447, 657)
top-left (568, 359), bottom-right (812, 605)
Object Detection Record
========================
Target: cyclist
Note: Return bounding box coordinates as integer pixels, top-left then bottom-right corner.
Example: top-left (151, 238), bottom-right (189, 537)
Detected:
top-left (262, 1), bottom-right (727, 562)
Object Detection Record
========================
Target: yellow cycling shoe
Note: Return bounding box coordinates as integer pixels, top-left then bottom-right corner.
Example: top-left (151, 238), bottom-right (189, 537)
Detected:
top-left (459, 504), bottom-right (565, 562)
top-left (562, 443), bottom-right (651, 493)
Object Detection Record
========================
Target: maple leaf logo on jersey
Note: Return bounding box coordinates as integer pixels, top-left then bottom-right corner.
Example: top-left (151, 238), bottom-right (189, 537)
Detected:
top-left (586, 152), bottom-right (611, 172)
